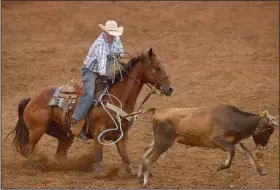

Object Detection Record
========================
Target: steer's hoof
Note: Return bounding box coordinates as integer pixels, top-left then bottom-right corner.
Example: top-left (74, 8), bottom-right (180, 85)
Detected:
top-left (143, 182), bottom-right (150, 188)
top-left (217, 165), bottom-right (225, 172)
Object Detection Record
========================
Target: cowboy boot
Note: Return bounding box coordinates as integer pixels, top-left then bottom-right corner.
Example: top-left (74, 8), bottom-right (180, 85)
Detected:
top-left (70, 119), bottom-right (89, 140)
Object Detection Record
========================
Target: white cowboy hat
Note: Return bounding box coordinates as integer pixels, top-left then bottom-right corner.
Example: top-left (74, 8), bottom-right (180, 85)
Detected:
top-left (98, 20), bottom-right (124, 36)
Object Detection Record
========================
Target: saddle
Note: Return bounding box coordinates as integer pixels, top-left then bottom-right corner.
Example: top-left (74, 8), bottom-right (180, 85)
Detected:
top-left (55, 79), bottom-right (102, 139)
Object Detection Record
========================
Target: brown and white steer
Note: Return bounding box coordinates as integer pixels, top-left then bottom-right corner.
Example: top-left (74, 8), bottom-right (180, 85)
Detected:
top-left (128, 104), bottom-right (279, 187)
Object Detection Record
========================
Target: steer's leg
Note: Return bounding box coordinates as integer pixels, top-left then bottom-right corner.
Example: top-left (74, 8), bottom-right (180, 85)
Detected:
top-left (141, 122), bottom-right (175, 187)
top-left (138, 141), bottom-right (154, 179)
top-left (235, 142), bottom-right (267, 176)
top-left (215, 137), bottom-right (235, 171)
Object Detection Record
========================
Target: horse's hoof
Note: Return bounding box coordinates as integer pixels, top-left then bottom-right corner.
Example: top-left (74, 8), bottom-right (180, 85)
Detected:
top-left (93, 166), bottom-right (103, 176)
top-left (257, 168), bottom-right (268, 176)
top-left (54, 155), bottom-right (68, 162)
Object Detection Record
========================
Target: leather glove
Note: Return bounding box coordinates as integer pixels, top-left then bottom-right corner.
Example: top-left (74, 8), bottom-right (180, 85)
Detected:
top-left (114, 53), bottom-right (124, 60)
top-left (100, 75), bottom-right (108, 84)
top-left (114, 53), bottom-right (121, 59)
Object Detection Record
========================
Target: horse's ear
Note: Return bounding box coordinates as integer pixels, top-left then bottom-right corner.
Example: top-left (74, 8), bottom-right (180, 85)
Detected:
top-left (148, 48), bottom-right (153, 58)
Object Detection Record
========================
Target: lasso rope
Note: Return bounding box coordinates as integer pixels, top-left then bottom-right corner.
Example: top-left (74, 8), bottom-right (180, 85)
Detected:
top-left (96, 53), bottom-right (125, 146)
top-left (96, 88), bottom-right (124, 146)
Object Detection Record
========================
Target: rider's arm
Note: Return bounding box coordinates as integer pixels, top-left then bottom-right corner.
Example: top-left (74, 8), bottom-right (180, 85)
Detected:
top-left (116, 37), bottom-right (124, 58)
top-left (96, 44), bottom-right (108, 76)
top-left (118, 41), bottom-right (124, 58)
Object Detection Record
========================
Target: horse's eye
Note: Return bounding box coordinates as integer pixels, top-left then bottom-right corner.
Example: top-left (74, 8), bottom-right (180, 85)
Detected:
top-left (156, 67), bottom-right (161, 71)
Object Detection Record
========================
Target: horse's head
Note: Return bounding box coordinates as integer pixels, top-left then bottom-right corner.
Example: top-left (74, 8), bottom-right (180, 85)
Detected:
top-left (140, 48), bottom-right (174, 96)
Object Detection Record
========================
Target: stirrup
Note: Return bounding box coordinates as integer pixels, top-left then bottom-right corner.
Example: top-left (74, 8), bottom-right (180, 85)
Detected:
top-left (78, 131), bottom-right (89, 140)
top-left (71, 119), bottom-right (85, 137)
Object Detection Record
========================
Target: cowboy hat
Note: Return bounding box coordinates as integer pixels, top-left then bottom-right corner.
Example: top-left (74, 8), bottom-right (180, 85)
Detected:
top-left (98, 20), bottom-right (124, 36)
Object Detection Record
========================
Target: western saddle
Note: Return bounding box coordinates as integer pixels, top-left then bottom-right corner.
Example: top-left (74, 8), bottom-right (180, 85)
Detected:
top-left (55, 79), bottom-right (98, 138)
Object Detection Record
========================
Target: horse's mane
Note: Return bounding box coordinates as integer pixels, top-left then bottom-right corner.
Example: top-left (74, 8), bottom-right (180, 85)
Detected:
top-left (109, 51), bottom-right (149, 84)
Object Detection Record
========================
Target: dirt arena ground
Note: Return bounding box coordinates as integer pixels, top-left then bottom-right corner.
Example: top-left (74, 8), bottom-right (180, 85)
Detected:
top-left (1, 1), bottom-right (279, 189)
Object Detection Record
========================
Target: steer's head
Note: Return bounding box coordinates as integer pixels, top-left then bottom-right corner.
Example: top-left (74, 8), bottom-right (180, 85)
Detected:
top-left (253, 110), bottom-right (278, 150)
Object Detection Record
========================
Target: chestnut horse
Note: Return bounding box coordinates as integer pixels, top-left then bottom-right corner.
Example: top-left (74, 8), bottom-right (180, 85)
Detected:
top-left (8, 48), bottom-right (174, 175)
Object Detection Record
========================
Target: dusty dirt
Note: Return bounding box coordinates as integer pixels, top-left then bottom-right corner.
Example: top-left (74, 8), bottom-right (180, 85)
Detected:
top-left (1, 1), bottom-right (279, 189)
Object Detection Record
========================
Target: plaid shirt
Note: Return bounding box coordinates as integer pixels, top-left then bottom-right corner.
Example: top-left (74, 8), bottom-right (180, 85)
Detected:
top-left (83, 32), bottom-right (124, 76)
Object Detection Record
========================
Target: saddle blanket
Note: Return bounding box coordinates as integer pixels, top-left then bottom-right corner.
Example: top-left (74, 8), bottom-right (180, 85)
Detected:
top-left (48, 86), bottom-right (76, 109)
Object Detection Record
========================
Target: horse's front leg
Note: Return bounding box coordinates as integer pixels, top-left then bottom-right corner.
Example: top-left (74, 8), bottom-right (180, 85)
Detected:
top-left (116, 132), bottom-right (135, 176)
top-left (92, 125), bottom-right (105, 176)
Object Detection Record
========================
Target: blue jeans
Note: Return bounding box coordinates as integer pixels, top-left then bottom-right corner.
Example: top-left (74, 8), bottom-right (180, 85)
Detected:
top-left (72, 66), bottom-right (97, 122)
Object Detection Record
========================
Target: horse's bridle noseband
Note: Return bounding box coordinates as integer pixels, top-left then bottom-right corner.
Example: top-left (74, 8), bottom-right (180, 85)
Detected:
top-left (147, 59), bottom-right (170, 91)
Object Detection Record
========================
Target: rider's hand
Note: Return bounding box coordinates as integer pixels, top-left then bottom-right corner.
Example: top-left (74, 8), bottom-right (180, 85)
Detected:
top-left (99, 75), bottom-right (108, 96)
top-left (114, 52), bottom-right (124, 59)
top-left (100, 75), bottom-right (108, 84)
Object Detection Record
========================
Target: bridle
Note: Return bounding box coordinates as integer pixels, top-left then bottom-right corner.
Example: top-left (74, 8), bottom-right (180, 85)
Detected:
top-left (115, 52), bottom-right (169, 113)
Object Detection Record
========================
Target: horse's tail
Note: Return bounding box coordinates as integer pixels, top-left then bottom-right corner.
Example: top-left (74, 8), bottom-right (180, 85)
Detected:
top-left (5, 98), bottom-right (31, 157)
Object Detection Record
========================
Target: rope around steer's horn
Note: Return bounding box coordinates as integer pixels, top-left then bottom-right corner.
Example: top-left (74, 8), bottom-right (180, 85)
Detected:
top-left (260, 110), bottom-right (279, 127)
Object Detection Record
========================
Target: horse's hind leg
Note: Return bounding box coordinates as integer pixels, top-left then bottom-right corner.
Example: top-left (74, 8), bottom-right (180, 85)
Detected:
top-left (23, 104), bottom-right (49, 157)
top-left (25, 125), bottom-right (47, 157)
top-left (55, 137), bottom-right (74, 160)
top-left (20, 87), bottom-right (56, 157)
top-left (46, 122), bottom-right (74, 160)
